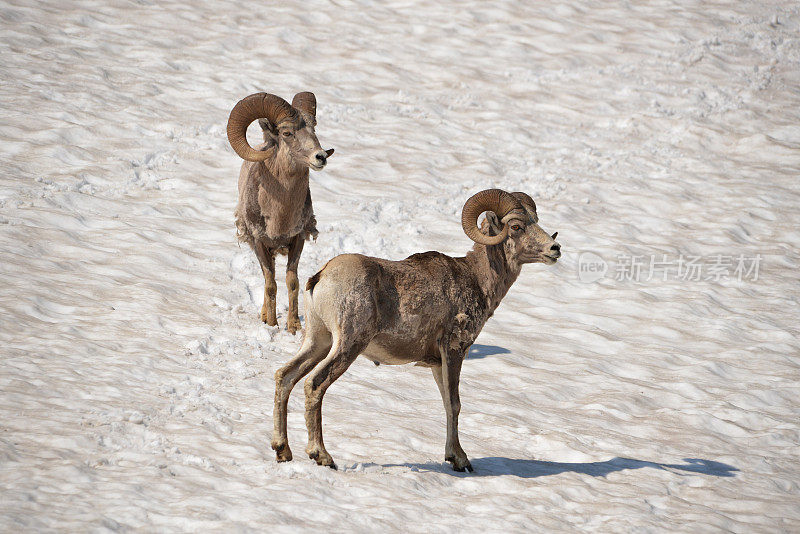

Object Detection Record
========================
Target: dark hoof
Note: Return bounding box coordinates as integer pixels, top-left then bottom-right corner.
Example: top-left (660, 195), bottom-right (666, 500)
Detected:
top-left (308, 449), bottom-right (336, 469)
top-left (287, 318), bottom-right (302, 335)
top-left (446, 455), bottom-right (473, 473)
top-left (272, 442), bottom-right (293, 462)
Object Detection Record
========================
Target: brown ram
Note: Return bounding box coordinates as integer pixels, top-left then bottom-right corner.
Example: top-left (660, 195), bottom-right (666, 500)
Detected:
top-left (227, 92), bottom-right (334, 333)
top-left (271, 189), bottom-right (561, 471)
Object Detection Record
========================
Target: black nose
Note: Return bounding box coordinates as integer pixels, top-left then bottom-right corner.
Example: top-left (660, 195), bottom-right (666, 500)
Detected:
top-left (550, 243), bottom-right (560, 252)
top-left (315, 153), bottom-right (327, 164)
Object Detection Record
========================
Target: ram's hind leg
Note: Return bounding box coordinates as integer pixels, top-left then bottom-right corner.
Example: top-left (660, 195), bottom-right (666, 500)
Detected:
top-left (304, 334), bottom-right (371, 469)
top-left (254, 241), bottom-right (277, 326)
top-left (285, 235), bottom-right (305, 334)
top-left (271, 321), bottom-right (332, 462)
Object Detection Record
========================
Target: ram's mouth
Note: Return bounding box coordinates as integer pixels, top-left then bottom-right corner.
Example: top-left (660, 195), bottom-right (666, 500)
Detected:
top-left (542, 252), bottom-right (560, 264)
top-left (308, 162), bottom-right (326, 171)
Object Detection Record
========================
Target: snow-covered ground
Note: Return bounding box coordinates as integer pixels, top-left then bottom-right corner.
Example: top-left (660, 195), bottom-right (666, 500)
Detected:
top-left (2, 0), bottom-right (799, 531)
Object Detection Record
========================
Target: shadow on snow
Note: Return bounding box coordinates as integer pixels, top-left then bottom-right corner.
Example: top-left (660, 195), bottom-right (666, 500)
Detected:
top-left (466, 344), bottom-right (511, 360)
top-left (368, 343), bottom-right (737, 479)
top-left (381, 457), bottom-right (738, 478)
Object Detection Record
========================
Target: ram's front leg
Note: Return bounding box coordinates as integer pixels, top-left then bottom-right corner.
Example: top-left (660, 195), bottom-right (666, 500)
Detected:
top-left (254, 241), bottom-right (277, 326)
top-left (432, 341), bottom-right (472, 472)
top-left (285, 235), bottom-right (305, 334)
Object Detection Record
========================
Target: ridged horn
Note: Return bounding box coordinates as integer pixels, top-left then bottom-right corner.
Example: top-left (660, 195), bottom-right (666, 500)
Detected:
top-left (461, 189), bottom-right (522, 246)
top-left (227, 93), bottom-right (297, 162)
top-left (292, 92), bottom-right (317, 117)
top-left (511, 192), bottom-right (536, 214)
top-left (511, 191), bottom-right (537, 221)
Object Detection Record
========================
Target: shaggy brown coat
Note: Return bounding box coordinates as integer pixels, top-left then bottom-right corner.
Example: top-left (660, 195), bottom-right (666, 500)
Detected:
top-left (271, 190), bottom-right (562, 471)
top-left (228, 92), bottom-right (332, 333)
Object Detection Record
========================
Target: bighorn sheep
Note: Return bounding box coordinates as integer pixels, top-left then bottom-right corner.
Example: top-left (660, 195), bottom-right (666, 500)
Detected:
top-left (227, 92), bottom-right (334, 334)
top-left (271, 189), bottom-right (561, 471)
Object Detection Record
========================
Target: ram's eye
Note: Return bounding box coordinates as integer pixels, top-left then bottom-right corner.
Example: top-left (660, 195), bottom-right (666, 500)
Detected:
top-left (511, 224), bottom-right (522, 231)
top-left (282, 131), bottom-right (293, 137)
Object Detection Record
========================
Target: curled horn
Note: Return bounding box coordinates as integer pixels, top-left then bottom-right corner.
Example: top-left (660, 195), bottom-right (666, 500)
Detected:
top-left (227, 93), bottom-right (297, 162)
top-left (294, 91), bottom-right (335, 158)
top-left (461, 189), bottom-right (523, 246)
top-left (511, 191), bottom-right (538, 221)
top-left (292, 92), bottom-right (317, 117)
top-left (511, 192), bottom-right (536, 214)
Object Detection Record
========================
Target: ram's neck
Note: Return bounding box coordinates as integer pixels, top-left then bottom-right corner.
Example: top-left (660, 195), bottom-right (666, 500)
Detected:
top-left (464, 243), bottom-right (522, 313)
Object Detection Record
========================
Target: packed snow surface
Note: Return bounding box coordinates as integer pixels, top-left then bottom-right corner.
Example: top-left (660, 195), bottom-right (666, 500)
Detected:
top-left (2, 0), bottom-right (799, 531)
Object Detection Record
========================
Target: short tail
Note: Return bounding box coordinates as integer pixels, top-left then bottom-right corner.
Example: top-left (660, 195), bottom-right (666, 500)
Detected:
top-left (306, 259), bottom-right (335, 294)
top-left (306, 270), bottom-right (323, 293)
top-left (306, 256), bottom-right (338, 295)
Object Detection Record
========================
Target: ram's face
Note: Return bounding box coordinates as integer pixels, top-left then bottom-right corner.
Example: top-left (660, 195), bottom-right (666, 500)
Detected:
top-left (275, 113), bottom-right (332, 171)
top-left (504, 211), bottom-right (561, 265)
top-left (482, 195), bottom-right (561, 265)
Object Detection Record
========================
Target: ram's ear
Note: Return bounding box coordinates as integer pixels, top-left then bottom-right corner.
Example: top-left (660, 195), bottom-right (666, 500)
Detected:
top-left (258, 118), bottom-right (278, 142)
top-left (484, 212), bottom-right (503, 236)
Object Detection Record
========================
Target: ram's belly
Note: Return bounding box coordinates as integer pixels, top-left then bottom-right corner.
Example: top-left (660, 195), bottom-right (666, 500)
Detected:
top-left (361, 333), bottom-right (439, 366)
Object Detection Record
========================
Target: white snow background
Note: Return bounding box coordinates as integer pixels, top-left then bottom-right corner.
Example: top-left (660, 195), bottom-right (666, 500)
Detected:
top-left (2, 0), bottom-right (799, 531)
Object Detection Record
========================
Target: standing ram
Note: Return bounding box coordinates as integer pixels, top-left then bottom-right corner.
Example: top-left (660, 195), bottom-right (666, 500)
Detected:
top-left (227, 92), bottom-right (334, 334)
top-left (271, 189), bottom-right (562, 471)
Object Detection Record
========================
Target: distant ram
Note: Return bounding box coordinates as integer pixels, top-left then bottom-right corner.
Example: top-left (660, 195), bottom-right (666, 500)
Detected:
top-left (271, 189), bottom-right (561, 471)
top-left (227, 92), bottom-right (333, 333)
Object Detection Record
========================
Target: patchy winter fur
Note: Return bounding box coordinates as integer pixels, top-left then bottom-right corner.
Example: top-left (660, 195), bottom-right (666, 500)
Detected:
top-left (234, 103), bottom-right (332, 333)
top-left (271, 192), bottom-right (562, 471)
